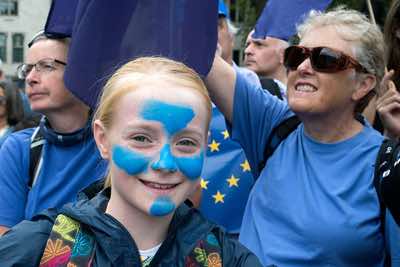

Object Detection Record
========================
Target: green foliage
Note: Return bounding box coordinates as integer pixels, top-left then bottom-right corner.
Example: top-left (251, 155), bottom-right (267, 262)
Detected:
top-left (330, 0), bottom-right (363, 9)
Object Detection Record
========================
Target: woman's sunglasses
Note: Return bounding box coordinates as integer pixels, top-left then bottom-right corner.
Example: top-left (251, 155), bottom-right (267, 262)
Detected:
top-left (283, 45), bottom-right (368, 74)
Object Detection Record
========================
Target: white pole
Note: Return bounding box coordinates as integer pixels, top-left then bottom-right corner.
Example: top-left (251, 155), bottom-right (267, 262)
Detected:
top-left (366, 0), bottom-right (377, 25)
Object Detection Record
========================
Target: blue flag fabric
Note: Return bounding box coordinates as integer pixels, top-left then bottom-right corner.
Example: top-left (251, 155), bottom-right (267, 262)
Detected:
top-left (199, 106), bottom-right (254, 233)
top-left (253, 0), bottom-right (332, 41)
top-left (45, 0), bottom-right (218, 108)
top-left (44, 0), bottom-right (79, 37)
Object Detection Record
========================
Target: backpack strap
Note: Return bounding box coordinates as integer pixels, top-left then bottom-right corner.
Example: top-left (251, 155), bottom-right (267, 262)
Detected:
top-left (185, 231), bottom-right (222, 266)
top-left (260, 77), bottom-right (284, 100)
top-left (258, 116), bottom-right (301, 172)
top-left (374, 138), bottom-right (400, 226)
top-left (39, 214), bottom-right (95, 267)
top-left (29, 127), bottom-right (45, 189)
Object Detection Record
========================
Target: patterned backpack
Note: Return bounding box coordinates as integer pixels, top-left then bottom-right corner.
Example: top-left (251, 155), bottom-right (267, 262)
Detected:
top-left (39, 214), bottom-right (222, 267)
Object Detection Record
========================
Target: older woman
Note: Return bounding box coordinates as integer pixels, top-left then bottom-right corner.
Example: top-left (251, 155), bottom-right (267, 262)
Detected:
top-left (205, 8), bottom-right (400, 267)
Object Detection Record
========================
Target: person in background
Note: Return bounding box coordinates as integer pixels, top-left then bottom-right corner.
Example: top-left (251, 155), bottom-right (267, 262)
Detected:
top-left (205, 7), bottom-right (400, 266)
top-left (0, 81), bottom-right (25, 147)
top-left (217, 0), bottom-right (260, 87)
top-left (0, 59), bottom-right (5, 81)
top-left (244, 29), bottom-right (288, 99)
top-left (0, 57), bottom-right (262, 267)
top-left (375, 0), bottom-right (400, 140)
top-left (0, 31), bottom-right (107, 235)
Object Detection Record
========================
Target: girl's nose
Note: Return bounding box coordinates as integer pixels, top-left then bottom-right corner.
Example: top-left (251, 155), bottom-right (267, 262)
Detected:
top-left (151, 144), bottom-right (178, 172)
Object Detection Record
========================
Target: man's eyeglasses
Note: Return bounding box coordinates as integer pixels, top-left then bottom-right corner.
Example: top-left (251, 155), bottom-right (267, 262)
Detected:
top-left (284, 45), bottom-right (368, 74)
top-left (0, 96), bottom-right (6, 106)
top-left (17, 58), bottom-right (67, 79)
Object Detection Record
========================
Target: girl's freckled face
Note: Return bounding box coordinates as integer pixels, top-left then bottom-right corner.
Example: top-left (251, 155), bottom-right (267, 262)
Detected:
top-left (108, 84), bottom-right (208, 217)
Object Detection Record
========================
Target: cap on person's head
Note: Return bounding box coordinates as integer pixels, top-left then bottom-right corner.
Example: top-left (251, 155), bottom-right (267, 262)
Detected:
top-left (218, 0), bottom-right (228, 17)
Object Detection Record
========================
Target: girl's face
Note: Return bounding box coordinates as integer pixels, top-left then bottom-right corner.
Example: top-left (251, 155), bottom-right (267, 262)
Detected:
top-left (95, 81), bottom-right (209, 217)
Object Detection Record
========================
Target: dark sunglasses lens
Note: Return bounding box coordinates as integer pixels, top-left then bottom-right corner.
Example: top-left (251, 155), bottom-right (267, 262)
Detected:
top-left (284, 46), bottom-right (308, 70)
top-left (311, 47), bottom-right (345, 73)
top-left (0, 97), bottom-right (6, 105)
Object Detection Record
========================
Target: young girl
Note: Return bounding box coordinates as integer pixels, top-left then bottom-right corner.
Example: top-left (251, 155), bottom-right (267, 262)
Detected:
top-left (0, 57), bottom-right (261, 267)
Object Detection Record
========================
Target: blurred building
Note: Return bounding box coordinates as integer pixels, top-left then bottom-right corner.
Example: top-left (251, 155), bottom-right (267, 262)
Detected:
top-left (0, 0), bottom-right (51, 79)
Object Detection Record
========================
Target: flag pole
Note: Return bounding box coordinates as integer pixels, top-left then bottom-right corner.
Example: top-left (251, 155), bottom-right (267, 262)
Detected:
top-left (366, 0), bottom-right (377, 25)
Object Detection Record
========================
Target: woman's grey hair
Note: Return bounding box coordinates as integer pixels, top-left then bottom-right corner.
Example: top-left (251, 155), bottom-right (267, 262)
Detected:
top-left (297, 7), bottom-right (386, 114)
top-left (297, 7), bottom-right (385, 92)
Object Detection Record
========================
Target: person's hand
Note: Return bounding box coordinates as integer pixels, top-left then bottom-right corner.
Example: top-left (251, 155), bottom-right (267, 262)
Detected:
top-left (377, 70), bottom-right (400, 139)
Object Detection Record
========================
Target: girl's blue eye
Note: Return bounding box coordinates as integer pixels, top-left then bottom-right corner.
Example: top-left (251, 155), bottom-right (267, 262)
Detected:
top-left (132, 135), bottom-right (151, 143)
top-left (177, 139), bottom-right (196, 147)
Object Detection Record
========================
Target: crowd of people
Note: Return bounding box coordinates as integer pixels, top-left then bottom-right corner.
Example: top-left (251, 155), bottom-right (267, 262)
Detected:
top-left (0, 1), bottom-right (400, 266)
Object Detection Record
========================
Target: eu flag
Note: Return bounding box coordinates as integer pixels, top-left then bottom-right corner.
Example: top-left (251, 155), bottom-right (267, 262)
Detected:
top-left (253, 0), bottom-right (332, 41)
top-left (199, 105), bottom-right (255, 233)
top-left (45, 0), bottom-right (218, 108)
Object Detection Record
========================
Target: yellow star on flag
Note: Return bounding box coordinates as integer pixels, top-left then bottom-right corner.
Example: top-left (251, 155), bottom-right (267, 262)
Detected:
top-left (212, 191), bottom-right (225, 203)
top-left (240, 160), bottom-right (251, 172)
top-left (221, 130), bottom-right (230, 139)
top-left (227, 175), bottom-right (239, 187)
top-left (200, 178), bottom-right (209, 190)
top-left (208, 140), bottom-right (220, 152)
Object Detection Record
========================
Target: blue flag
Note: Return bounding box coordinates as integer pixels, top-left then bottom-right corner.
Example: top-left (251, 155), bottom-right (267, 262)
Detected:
top-left (44, 0), bottom-right (79, 37)
top-left (45, 0), bottom-right (218, 108)
top-left (199, 106), bottom-right (255, 233)
top-left (253, 0), bottom-right (332, 41)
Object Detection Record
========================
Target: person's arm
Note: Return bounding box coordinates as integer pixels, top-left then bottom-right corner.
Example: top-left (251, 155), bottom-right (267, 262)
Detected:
top-left (205, 55), bottom-right (236, 123)
top-left (0, 219), bottom-right (51, 266)
top-left (0, 132), bottom-right (30, 228)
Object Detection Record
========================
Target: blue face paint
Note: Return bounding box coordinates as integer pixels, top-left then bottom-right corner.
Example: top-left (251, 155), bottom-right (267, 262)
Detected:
top-left (151, 144), bottom-right (178, 172)
top-left (112, 145), bottom-right (150, 175)
top-left (176, 150), bottom-right (204, 180)
top-left (149, 196), bottom-right (176, 216)
top-left (141, 100), bottom-right (194, 136)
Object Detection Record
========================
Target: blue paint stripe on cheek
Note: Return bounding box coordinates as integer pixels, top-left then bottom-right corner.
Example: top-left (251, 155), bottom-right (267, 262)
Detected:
top-left (149, 196), bottom-right (176, 216)
top-left (176, 150), bottom-right (204, 181)
top-left (112, 145), bottom-right (150, 175)
top-left (141, 100), bottom-right (195, 136)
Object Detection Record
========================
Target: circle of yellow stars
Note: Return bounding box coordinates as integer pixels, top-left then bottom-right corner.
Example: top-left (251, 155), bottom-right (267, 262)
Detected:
top-left (203, 129), bottom-right (252, 204)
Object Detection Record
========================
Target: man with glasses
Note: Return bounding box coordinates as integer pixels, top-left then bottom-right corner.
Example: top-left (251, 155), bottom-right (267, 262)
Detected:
top-left (0, 32), bottom-right (107, 235)
top-left (205, 8), bottom-right (400, 267)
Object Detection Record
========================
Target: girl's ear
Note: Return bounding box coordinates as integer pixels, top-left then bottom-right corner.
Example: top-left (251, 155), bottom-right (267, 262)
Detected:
top-left (93, 119), bottom-right (111, 160)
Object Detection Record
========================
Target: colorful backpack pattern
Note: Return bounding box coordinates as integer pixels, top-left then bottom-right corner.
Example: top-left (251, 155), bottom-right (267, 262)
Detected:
top-left (40, 214), bottom-right (222, 267)
top-left (39, 214), bottom-right (95, 267)
top-left (185, 232), bottom-right (222, 267)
